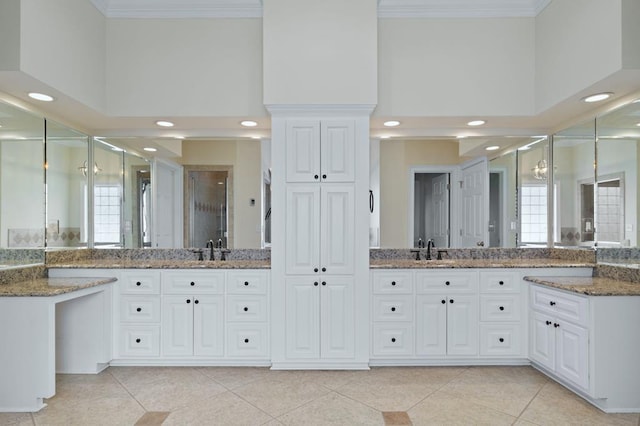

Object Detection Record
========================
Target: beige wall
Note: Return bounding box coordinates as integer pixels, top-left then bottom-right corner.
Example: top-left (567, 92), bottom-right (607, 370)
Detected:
top-left (180, 139), bottom-right (262, 248)
top-left (380, 139), bottom-right (465, 248)
top-left (0, 0), bottom-right (20, 71)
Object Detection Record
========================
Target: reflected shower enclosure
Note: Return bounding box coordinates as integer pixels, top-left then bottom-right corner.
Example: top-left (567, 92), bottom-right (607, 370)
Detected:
top-left (186, 169), bottom-right (229, 248)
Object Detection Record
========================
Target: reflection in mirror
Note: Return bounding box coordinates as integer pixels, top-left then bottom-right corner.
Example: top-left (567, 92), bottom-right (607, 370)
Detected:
top-left (517, 137), bottom-right (549, 247)
top-left (596, 100), bottom-right (640, 248)
top-left (93, 140), bottom-right (124, 247)
top-left (123, 150), bottom-right (151, 248)
top-left (0, 102), bottom-right (45, 266)
top-left (489, 151), bottom-right (517, 247)
top-left (552, 121), bottom-right (596, 248)
top-left (45, 120), bottom-right (88, 249)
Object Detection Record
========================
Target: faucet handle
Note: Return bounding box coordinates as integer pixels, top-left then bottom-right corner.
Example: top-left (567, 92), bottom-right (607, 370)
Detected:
top-left (191, 249), bottom-right (204, 261)
top-left (437, 250), bottom-right (448, 260)
top-left (220, 249), bottom-right (231, 261)
top-left (410, 249), bottom-right (421, 261)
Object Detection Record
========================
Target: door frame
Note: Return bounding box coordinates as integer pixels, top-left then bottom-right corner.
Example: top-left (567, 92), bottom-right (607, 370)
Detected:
top-left (489, 166), bottom-right (509, 247)
top-left (408, 166), bottom-right (458, 248)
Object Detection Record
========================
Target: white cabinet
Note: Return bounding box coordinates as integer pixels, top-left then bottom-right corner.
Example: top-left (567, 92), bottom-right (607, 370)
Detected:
top-left (529, 285), bottom-right (589, 390)
top-left (285, 120), bottom-right (355, 183)
top-left (285, 276), bottom-right (355, 360)
top-left (285, 185), bottom-right (354, 275)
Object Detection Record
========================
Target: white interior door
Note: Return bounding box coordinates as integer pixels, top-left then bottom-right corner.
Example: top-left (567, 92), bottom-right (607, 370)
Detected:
top-left (431, 173), bottom-right (449, 248)
top-left (459, 157), bottom-right (489, 248)
top-left (152, 159), bottom-right (183, 248)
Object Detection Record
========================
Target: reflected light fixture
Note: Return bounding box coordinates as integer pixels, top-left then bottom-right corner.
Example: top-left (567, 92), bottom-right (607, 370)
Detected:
top-left (532, 159), bottom-right (548, 180)
top-left (79, 161), bottom-right (101, 176)
top-left (485, 145), bottom-right (500, 151)
top-left (241, 120), bottom-right (257, 127)
top-left (467, 120), bottom-right (486, 126)
top-left (155, 120), bottom-right (174, 127)
top-left (383, 120), bottom-right (400, 127)
top-left (582, 92), bottom-right (613, 103)
top-left (28, 92), bottom-right (54, 102)
top-left (143, 147), bottom-right (157, 152)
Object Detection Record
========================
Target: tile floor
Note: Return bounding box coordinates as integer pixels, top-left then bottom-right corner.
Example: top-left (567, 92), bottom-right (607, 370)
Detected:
top-left (1, 366), bottom-right (639, 425)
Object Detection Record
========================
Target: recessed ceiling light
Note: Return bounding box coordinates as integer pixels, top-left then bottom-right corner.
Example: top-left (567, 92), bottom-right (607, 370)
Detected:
top-left (518, 145), bottom-right (532, 151)
top-left (633, 99), bottom-right (640, 104)
top-left (155, 120), bottom-right (174, 127)
top-left (383, 120), bottom-right (400, 127)
top-left (241, 120), bottom-right (257, 127)
top-left (251, 136), bottom-right (261, 139)
top-left (28, 92), bottom-right (54, 102)
top-left (173, 135), bottom-right (185, 140)
top-left (143, 147), bottom-right (157, 152)
top-left (582, 92), bottom-right (613, 103)
top-left (636, 123), bottom-right (640, 127)
top-left (485, 145), bottom-right (500, 151)
top-left (111, 147), bottom-right (124, 152)
top-left (457, 135), bottom-right (467, 139)
top-left (467, 120), bottom-right (486, 126)
top-left (380, 135), bottom-right (391, 139)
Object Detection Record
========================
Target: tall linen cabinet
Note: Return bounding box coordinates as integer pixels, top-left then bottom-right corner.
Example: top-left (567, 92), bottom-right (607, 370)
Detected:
top-left (269, 108), bottom-right (372, 369)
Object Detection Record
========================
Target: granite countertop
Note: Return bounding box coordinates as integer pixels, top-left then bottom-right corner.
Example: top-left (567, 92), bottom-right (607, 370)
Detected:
top-left (524, 276), bottom-right (640, 296)
top-left (369, 258), bottom-right (594, 269)
top-left (0, 277), bottom-right (117, 297)
top-left (48, 260), bottom-right (271, 270)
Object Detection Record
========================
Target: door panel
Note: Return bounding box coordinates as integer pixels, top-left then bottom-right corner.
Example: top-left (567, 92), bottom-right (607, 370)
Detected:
top-left (285, 278), bottom-right (320, 359)
top-left (320, 277), bottom-right (355, 359)
top-left (193, 296), bottom-right (224, 357)
top-left (320, 121), bottom-right (355, 182)
top-left (459, 158), bottom-right (488, 248)
top-left (446, 295), bottom-right (478, 356)
top-left (431, 173), bottom-right (449, 248)
top-left (161, 296), bottom-right (193, 356)
top-left (321, 185), bottom-right (355, 275)
top-left (416, 295), bottom-right (447, 355)
top-left (285, 186), bottom-right (320, 275)
top-left (286, 120), bottom-right (321, 182)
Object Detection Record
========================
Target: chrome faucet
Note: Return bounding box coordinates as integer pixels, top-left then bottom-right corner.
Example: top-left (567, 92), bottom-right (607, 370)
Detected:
top-left (426, 239), bottom-right (435, 260)
top-left (206, 239), bottom-right (215, 261)
top-left (417, 238), bottom-right (425, 248)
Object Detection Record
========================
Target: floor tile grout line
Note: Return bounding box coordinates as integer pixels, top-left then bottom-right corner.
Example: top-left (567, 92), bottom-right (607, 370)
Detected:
top-left (512, 377), bottom-right (550, 425)
top-left (403, 366), bottom-right (471, 413)
top-left (106, 368), bottom-right (152, 414)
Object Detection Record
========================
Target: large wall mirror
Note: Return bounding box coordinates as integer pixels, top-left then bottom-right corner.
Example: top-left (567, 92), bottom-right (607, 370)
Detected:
top-left (0, 101), bottom-right (45, 266)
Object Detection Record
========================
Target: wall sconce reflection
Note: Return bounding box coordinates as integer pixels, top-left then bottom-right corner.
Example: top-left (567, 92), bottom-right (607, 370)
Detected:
top-left (79, 161), bottom-right (101, 176)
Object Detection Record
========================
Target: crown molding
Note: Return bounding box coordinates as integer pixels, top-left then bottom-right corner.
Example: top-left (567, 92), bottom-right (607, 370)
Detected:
top-left (378, 0), bottom-right (552, 19)
top-left (265, 104), bottom-right (377, 117)
top-left (92, 0), bottom-right (263, 19)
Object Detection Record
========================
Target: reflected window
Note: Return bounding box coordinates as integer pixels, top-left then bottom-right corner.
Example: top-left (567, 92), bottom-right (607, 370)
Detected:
top-left (597, 178), bottom-right (623, 243)
top-left (520, 184), bottom-right (547, 244)
top-left (94, 185), bottom-right (121, 244)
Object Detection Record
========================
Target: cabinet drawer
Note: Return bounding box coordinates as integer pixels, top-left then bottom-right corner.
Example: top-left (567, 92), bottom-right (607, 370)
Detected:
top-left (479, 324), bottom-right (522, 357)
top-left (226, 323), bottom-right (269, 357)
top-left (372, 271), bottom-right (413, 294)
top-left (479, 271), bottom-right (520, 293)
top-left (226, 271), bottom-right (268, 294)
top-left (120, 271), bottom-right (161, 294)
top-left (162, 271), bottom-right (225, 294)
top-left (416, 271), bottom-right (478, 293)
top-left (226, 295), bottom-right (268, 322)
top-left (120, 296), bottom-right (161, 323)
top-left (531, 285), bottom-right (589, 325)
top-left (480, 295), bottom-right (520, 322)
top-left (373, 295), bottom-right (413, 322)
top-left (372, 324), bottom-right (413, 356)
top-left (119, 326), bottom-right (160, 357)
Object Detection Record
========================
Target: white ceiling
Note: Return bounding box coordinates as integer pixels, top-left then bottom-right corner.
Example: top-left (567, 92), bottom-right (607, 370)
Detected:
top-left (89, 0), bottom-right (552, 19)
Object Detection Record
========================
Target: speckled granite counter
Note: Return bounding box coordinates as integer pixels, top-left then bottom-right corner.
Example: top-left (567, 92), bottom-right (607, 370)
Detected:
top-left (524, 276), bottom-right (640, 296)
top-left (48, 260), bottom-right (270, 269)
top-left (369, 258), bottom-right (594, 269)
top-left (0, 277), bottom-right (117, 297)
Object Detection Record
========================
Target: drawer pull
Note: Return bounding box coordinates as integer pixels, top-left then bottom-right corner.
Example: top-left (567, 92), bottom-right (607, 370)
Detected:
top-left (190, 281), bottom-right (195, 286)
top-left (244, 338), bottom-right (249, 343)
top-left (549, 301), bottom-right (556, 306)
top-left (322, 174), bottom-right (327, 179)
top-left (314, 174), bottom-right (319, 180)
top-left (194, 299), bottom-right (199, 304)
top-left (322, 267), bottom-right (327, 272)
top-left (314, 268), bottom-right (319, 273)
top-left (135, 338), bottom-right (141, 343)
top-left (322, 281), bottom-right (326, 286)
top-left (314, 282), bottom-right (319, 286)
top-left (499, 306), bottom-right (504, 311)
top-left (136, 281), bottom-right (142, 286)
top-left (391, 281), bottom-right (396, 286)
top-left (546, 320), bottom-right (552, 325)
top-left (186, 299), bottom-right (191, 304)
top-left (391, 338), bottom-right (396, 343)
top-left (445, 281), bottom-right (450, 286)
top-left (449, 299), bottom-right (454, 304)
top-left (136, 307), bottom-right (142, 312)
top-left (391, 307), bottom-right (396, 312)
top-left (499, 281), bottom-right (504, 285)
top-left (244, 281), bottom-right (249, 286)
top-left (243, 307), bottom-right (248, 312)
top-left (499, 338), bottom-right (504, 343)
top-left (441, 299), bottom-right (446, 304)
top-left (554, 323), bottom-right (560, 328)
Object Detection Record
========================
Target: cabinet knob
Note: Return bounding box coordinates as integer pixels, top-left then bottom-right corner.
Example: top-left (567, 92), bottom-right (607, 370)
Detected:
top-left (391, 281), bottom-right (396, 286)
top-left (441, 299), bottom-right (446, 304)
top-left (136, 307), bottom-right (142, 312)
top-left (244, 307), bottom-right (248, 312)
top-left (499, 281), bottom-right (504, 285)
top-left (499, 306), bottom-right (504, 311)
top-left (314, 282), bottom-right (319, 286)
top-left (546, 320), bottom-right (552, 325)
top-left (190, 281), bottom-right (195, 286)
top-left (135, 338), bottom-right (141, 343)
top-left (322, 267), bottom-right (327, 272)
top-left (314, 268), bottom-right (319, 273)
top-left (136, 281), bottom-right (142, 286)
top-left (244, 338), bottom-right (249, 343)
top-left (391, 338), bottom-right (396, 343)
top-left (549, 301), bottom-right (556, 306)
top-left (391, 307), bottom-right (396, 312)
top-left (499, 338), bottom-right (505, 343)
top-left (244, 281), bottom-right (249, 286)
top-left (449, 299), bottom-right (454, 303)
top-left (445, 281), bottom-right (450, 286)
top-left (195, 299), bottom-right (199, 304)
top-left (322, 174), bottom-right (327, 179)
top-left (554, 323), bottom-right (560, 328)
top-left (186, 299), bottom-right (191, 303)
top-left (322, 281), bottom-right (326, 286)
top-left (314, 174), bottom-right (319, 180)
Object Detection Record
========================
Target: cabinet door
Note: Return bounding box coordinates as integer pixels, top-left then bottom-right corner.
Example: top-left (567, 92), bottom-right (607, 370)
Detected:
top-left (285, 277), bottom-right (320, 359)
top-left (446, 295), bottom-right (478, 356)
top-left (286, 120), bottom-right (321, 182)
top-left (161, 296), bottom-right (194, 356)
top-left (530, 310), bottom-right (555, 370)
top-left (320, 277), bottom-right (355, 359)
top-left (416, 295), bottom-right (447, 356)
top-left (286, 186), bottom-right (321, 275)
top-left (555, 321), bottom-right (589, 390)
top-left (321, 185), bottom-right (355, 275)
top-left (193, 295), bottom-right (224, 357)
top-left (320, 120), bottom-right (355, 183)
